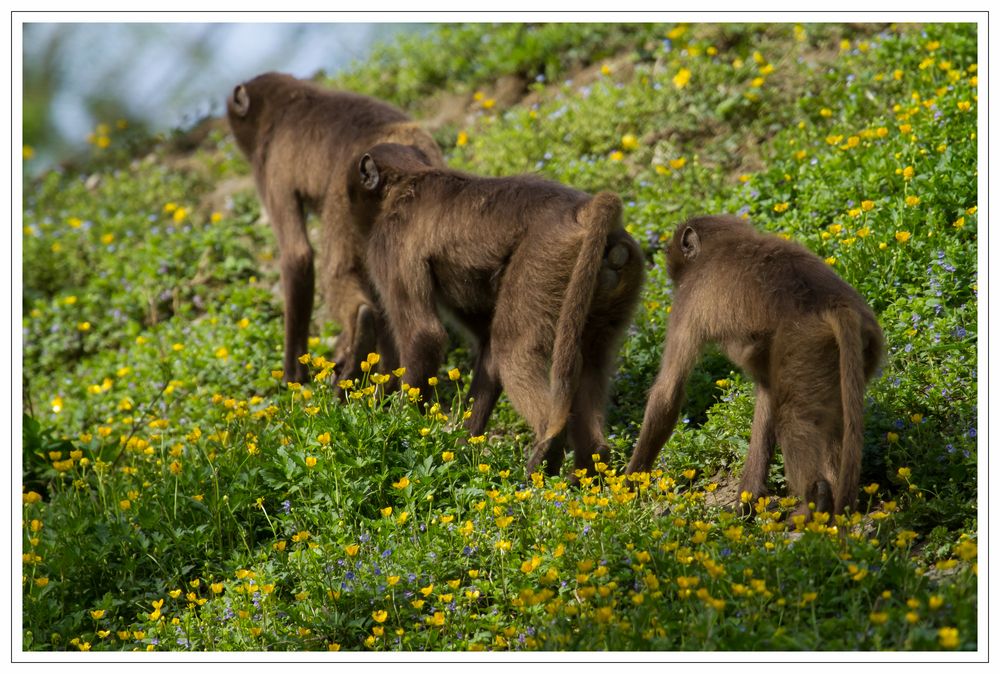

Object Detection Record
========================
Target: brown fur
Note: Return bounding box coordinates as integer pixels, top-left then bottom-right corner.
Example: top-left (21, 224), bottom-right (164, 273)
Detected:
top-left (226, 72), bottom-right (444, 383)
top-left (626, 215), bottom-right (885, 517)
top-left (349, 143), bottom-right (644, 476)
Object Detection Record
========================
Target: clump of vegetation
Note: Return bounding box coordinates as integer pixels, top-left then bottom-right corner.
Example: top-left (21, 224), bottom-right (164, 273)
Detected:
top-left (21, 22), bottom-right (977, 652)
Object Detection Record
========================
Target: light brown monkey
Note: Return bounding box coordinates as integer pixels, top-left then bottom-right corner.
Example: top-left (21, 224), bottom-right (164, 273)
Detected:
top-left (226, 72), bottom-right (444, 383)
top-left (348, 143), bottom-right (644, 476)
top-left (627, 215), bottom-right (884, 517)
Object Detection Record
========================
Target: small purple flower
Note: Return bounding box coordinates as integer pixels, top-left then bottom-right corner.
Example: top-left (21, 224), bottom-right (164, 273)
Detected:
top-left (281, 500), bottom-right (291, 514)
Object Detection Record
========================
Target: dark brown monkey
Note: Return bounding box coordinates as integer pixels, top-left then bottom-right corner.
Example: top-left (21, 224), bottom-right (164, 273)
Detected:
top-left (226, 72), bottom-right (444, 383)
top-left (627, 215), bottom-right (884, 517)
top-left (348, 143), bottom-right (644, 476)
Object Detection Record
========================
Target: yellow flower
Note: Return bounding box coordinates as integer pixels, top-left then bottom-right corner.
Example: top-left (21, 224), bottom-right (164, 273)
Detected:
top-left (317, 432), bottom-right (331, 445)
top-left (215, 346), bottom-right (229, 360)
top-left (667, 24), bottom-right (687, 40)
top-left (773, 202), bottom-right (789, 213)
top-left (90, 609), bottom-right (106, 619)
top-left (392, 476), bottom-right (410, 489)
top-left (345, 544), bottom-right (360, 557)
top-left (938, 627), bottom-right (959, 649)
top-left (669, 157), bottom-right (686, 170)
top-left (441, 451), bottom-right (454, 462)
top-left (905, 196), bottom-right (920, 207)
top-left (211, 212), bottom-right (223, 224)
top-left (456, 131), bottom-right (468, 147)
top-left (894, 231), bottom-right (911, 244)
top-left (173, 207), bottom-right (187, 223)
top-left (609, 150), bottom-right (624, 162)
top-left (77, 321), bottom-right (91, 332)
top-left (621, 133), bottom-right (639, 151)
top-left (448, 368), bottom-right (461, 381)
top-left (673, 68), bottom-right (691, 89)
top-left (372, 610), bottom-right (388, 623)
top-left (869, 612), bottom-right (889, 625)
top-left (956, 539), bottom-right (978, 561)
top-left (861, 200), bottom-right (875, 211)
top-left (305, 456), bottom-right (317, 469)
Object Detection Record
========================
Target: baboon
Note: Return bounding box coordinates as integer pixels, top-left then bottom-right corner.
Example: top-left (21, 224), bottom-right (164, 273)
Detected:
top-left (348, 143), bottom-right (644, 476)
top-left (226, 72), bottom-right (444, 383)
top-left (626, 215), bottom-right (884, 517)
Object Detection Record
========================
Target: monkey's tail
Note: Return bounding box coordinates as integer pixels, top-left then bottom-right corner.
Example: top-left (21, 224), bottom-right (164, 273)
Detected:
top-left (824, 307), bottom-right (865, 514)
top-left (544, 192), bottom-right (622, 441)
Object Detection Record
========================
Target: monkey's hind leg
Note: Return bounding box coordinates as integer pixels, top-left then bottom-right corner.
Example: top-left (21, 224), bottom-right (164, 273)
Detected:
top-left (806, 479), bottom-right (835, 515)
top-left (525, 426), bottom-right (569, 478)
top-left (496, 336), bottom-right (568, 477)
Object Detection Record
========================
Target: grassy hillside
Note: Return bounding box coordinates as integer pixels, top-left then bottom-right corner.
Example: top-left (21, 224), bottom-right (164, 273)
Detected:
top-left (21, 22), bottom-right (978, 652)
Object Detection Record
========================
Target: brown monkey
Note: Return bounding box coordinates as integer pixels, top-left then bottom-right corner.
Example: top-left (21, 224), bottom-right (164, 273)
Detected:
top-left (226, 72), bottom-right (444, 383)
top-left (348, 143), bottom-right (644, 476)
top-left (626, 215), bottom-right (884, 517)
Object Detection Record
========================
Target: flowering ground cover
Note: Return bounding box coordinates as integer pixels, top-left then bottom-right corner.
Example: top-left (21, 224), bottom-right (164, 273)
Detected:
top-left (21, 22), bottom-right (978, 652)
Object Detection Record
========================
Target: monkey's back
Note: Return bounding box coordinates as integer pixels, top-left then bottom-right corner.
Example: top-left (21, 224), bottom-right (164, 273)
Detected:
top-left (415, 173), bottom-right (592, 320)
top-left (236, 74), bottom-right (440, 204)
top-left (673, 216), bottom-right (883, 379)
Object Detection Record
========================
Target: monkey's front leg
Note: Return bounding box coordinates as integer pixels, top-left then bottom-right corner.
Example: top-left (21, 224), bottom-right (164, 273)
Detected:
top-left (382, 272), bottom-right (449, 398)
top-left (463, 339), bottom-right (503, 437)
top-left (268, 194), bottom-right (314, 383)
top-left (626, 325), bottom-right (699, 474)
top-left (736, 385), bottom-right (777, 517)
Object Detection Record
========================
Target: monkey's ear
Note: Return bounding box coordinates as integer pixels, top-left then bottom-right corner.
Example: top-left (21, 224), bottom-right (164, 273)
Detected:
top-left (231, 85), bottom-right (250, 117)
top-left (359, 154), bottom-right (381, 191)
top-left (680, 226), bottom-right (701, 261)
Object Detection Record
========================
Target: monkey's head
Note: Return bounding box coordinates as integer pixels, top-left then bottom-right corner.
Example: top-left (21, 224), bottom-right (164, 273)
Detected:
top-left (666, 224), bottom-right (702, 282)
top-left (226, 72), bottom-right (297, 157)
top-left (348, 143), bottom-right (436, 231)
top-left (667, 215), bottom-right (755, 281)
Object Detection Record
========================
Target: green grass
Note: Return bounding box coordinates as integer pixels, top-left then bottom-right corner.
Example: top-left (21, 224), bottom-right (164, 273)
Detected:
top-left (21, 22), bottom-right (978, 652)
